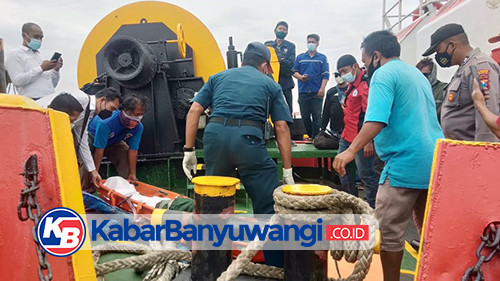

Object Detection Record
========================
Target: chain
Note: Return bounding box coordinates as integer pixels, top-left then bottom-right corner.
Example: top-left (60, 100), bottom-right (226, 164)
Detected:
top-left (462, 222), bottom-right (500, 281)
top-left (17, 155), bottom-right (53, 281)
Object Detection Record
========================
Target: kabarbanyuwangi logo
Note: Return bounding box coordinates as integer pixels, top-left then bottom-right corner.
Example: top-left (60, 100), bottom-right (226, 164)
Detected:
top-left (36, 207), bottom-right (86, 257)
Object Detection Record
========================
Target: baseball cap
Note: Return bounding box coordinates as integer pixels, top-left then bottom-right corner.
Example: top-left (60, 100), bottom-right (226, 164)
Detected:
top-left (275, 21), bottom-right (288, 29)
top-left (337, 54), bottom-right (357, 70)
top-left (244, 42), bottom-right (273, 74)
top-left (422, 23), bottom-right (465, 56)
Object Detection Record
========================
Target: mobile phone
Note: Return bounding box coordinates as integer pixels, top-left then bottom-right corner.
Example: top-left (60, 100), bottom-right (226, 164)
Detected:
top-left (470, 65), bottom-right (484, 93)
top-left (51, 52), bottom-right (62, 61)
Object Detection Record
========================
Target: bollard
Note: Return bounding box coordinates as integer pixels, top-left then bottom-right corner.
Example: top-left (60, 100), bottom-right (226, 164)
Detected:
top-left (191, 176), bottom-right (239, 281)
top-left (282, 184), bottom-right (332, 281)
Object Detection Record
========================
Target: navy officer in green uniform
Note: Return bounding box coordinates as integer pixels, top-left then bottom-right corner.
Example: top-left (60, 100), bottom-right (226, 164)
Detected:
top-left (183, 42), bottom-right (295, 215)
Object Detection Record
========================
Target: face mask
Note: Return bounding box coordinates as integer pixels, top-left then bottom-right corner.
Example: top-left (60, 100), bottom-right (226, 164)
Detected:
top-left (98, 109), bottom-right (113, 120)
top-left (435, 43), bottom-right (454, 68)
top-left (25, 34), bottom-right (41, 51)
top-left (124, 112), bottom-right (143, 122)
top-left (275, 31), bottom-right (287, 40)
top-left (70, 123), bottom-right (75, 129)
top-left (335, 76), bottom-right (344, 84)
top-left (307, 43), bottom-right (317, 52)
top-left (119, 111), bottom-right (142, 129)
top-left (341, 70), bottom-right (356, 83)
top-left (367, 53), bottom-right (381, 78)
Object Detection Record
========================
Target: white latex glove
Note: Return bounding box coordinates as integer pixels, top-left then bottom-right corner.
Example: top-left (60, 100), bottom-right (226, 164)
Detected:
top-left (182, 151), bottom-right (197, 180)
top-left (283, 168), bottom-right (295, 185)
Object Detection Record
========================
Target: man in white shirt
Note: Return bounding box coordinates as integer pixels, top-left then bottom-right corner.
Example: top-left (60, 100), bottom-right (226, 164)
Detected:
top-left (37, 87), bottom-right (122, 192)
top-left (5, 22), bottom-right (62, 100)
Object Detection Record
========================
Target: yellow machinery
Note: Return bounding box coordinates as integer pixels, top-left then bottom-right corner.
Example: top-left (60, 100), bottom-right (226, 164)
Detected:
top-left (77, 1), bottom-right (225, 89)
top-left (77, 1), bottom-right (227, 157)
top-left (77, 1), bottom-right (279, 158)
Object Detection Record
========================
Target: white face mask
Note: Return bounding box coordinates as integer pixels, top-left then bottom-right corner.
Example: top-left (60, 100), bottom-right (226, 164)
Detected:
top-left (123, 111), bottom-right (143, 122)
top-left (341, 71), bottom-right (356, 83)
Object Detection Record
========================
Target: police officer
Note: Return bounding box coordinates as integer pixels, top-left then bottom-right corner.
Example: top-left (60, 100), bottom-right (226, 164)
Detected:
top-left (182, 42), bottom-right (294, 216)
top-left (423, 23), bottom-right (500, 141)
top-left (265, 21), bottom-right (296, 116)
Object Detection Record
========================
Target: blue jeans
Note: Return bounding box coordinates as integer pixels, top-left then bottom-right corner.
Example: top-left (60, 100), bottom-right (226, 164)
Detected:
top-left (338, 138), bottom-right (379, 208)
top-left (298, 93), bottom-right (323, 138)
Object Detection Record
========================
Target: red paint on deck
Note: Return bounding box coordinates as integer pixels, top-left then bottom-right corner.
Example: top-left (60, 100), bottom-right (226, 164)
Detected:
top-left (416, 141), bottom-right (500, 280)
top-left (0, 107), bottom-right (75, 280)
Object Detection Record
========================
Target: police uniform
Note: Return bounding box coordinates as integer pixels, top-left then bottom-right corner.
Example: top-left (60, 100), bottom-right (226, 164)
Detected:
top-left (441, 48), bottom-right (500, 141)
top-left (265, 39), bottom-right (296, 114)
top-left (192, 65), bottom-right (292, 214)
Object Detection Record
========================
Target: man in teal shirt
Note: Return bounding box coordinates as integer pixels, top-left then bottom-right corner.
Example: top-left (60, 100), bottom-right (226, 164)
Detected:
top-left (334, 30), bottom-right (443, 281)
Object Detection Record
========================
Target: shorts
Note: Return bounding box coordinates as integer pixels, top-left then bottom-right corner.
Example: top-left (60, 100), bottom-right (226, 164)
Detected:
top-left (375, 179), bottom-right (428, 252)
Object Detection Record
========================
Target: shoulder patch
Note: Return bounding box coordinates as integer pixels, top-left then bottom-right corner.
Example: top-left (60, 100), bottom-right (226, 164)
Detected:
top-left (448, 93), bottom-right (455, 102)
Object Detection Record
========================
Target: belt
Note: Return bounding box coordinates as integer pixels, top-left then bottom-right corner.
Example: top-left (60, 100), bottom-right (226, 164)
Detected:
top-left (208, 117), bottom-right (263, 129)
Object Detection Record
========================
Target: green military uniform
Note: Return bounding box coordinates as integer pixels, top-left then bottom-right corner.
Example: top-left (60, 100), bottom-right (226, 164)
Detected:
top-left (192, 65), bottom-right (292, 214)
top-left (432, 80), bottom-right (448, 119)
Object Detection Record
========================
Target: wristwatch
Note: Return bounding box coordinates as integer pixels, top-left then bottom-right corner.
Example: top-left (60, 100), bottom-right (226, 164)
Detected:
top-left (183, 146), bottom-right (195, 152)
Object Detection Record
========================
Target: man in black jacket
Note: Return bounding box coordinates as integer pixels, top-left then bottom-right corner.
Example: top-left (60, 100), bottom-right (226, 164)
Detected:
top-left (321, 72), bottom-right (348, 134)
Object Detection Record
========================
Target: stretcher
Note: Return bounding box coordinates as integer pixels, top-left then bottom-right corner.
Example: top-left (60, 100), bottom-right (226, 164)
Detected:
top-left (96, 179), bottom-right (189, 214)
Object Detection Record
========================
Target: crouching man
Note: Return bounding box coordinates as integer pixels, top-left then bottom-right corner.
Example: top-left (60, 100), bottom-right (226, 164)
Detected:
top-left (88, 94), bottom-right (148, 183)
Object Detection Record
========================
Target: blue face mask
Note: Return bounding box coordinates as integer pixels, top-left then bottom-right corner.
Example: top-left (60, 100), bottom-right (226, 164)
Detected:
top-left (341, 70), bottom-right (356, 83)
top-left (307, 43), bottom-right (317, 52)
top-left (25, 34), bottom-right (42, 51)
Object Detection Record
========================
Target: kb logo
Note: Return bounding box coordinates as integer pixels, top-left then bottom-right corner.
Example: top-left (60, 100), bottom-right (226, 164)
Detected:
top-left (37, 207), bottom-right (86, 257)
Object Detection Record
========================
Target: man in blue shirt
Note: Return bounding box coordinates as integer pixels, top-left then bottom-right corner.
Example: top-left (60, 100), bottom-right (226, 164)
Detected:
top-left (88, 94), bottom-right (149, 183)
top-left (265, 21), bottom-right (296, 116)
top-left (292, 34), bottom-right (329, 138)
top-left (333, 30), bottom-right (443, 281)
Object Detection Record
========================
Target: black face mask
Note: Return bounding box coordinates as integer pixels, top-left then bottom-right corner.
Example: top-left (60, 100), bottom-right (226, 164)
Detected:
top-left (435, 43), bottom-right (455, 68)
top-left (98, 109), bottom-right (113, 119)
top-left (367, 53), bottom-right (381, 78)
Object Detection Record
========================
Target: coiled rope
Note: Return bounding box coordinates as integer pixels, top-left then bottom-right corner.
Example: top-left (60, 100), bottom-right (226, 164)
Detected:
top-left (93, 186), bottom-right (374, 281)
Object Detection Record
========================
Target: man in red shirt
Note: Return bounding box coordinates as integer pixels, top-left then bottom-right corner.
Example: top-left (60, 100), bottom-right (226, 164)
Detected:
top-left (336, 54), bottom-right (378, 208)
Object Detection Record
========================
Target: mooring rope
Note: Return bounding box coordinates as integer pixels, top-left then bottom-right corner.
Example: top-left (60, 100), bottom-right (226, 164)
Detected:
top-left (217, 186), bottom-right (375, 281)
top-left (93, 186), bottom-right (374, 281)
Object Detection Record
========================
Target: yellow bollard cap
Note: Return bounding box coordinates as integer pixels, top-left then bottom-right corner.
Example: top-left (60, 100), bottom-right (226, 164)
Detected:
top-left (151, 208), bottom-right (168, 226)
top-left (282, 184), bottom-right (333, 196)
top-left (192, 176), bottom-right (240, 197)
